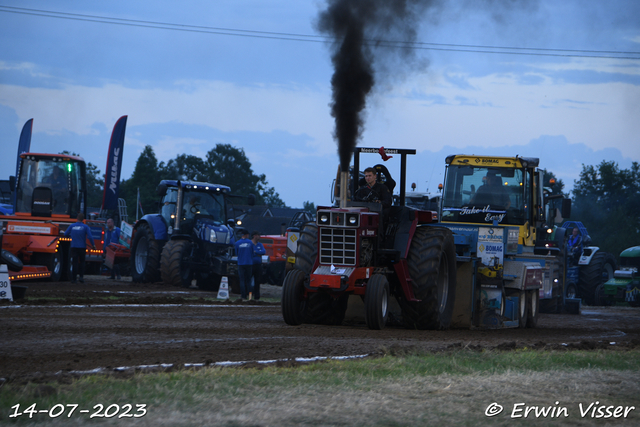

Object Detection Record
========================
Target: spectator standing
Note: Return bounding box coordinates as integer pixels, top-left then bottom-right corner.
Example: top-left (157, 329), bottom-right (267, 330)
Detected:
top-left (64, 212), bottom-right (96, 284)
top-left (104, 218), bottom-right (122, 280)
top-left (251, 231), bottom-right (266, 300)
top-left (234, 229), bottom-right (254, 300)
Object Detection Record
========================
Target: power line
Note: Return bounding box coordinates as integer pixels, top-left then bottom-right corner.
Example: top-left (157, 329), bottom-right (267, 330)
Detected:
top-left (1, 5), bottom-right (639, 60)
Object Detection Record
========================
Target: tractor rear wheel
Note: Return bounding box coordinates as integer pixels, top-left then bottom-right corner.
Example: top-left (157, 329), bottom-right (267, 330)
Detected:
top-left (160, 240), bottom-right (193, 288)
top-left (282, 269), bottom-right (307, 325)
top-left (294, 222), bottom-right (318, 274)
top-left (365, 274), bottom-right (389, 330)
top-left (579, 251), bottom-right (616, 305)
top-left (130, 223), bottom-right (162, 283)
top-left (402, 226), bottom-right (457, 330)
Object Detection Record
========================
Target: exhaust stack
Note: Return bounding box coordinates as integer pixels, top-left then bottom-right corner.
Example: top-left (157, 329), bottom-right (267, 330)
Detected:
top-left (339, 170), bottom-right (349, 208)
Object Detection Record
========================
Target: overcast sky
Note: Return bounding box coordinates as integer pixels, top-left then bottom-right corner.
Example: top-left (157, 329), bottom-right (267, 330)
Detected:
top-left (1, 0), bottom-right (639, 208)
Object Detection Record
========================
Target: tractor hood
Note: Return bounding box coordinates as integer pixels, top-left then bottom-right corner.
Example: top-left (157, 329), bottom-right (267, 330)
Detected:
top-left (194, 217), bottom-right (234, 245)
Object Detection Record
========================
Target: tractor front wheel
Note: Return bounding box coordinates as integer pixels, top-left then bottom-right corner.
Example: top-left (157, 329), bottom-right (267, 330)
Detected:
top-left (282, 269), bottom-right (307, 326)
top-left (526, 290), bottom-right (539, 328)
top-left (517, 290), bottom-right (528, 329)
top-left (130, 223), bottom-right (162, 283)
top-left (365, 274), bottom-right (389, 330)
top-left (160, 240), bottom-right (193, 288)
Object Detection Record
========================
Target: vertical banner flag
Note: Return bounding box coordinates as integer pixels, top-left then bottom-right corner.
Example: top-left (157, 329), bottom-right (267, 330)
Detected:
top-left (101, 116), bottom-right (128, 211)
top-left (14, 119), bottom-right (33, 208)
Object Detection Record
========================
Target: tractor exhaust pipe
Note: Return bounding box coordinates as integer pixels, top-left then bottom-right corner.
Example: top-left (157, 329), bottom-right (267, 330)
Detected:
top-left (340, 170), bottom-right (349, 208)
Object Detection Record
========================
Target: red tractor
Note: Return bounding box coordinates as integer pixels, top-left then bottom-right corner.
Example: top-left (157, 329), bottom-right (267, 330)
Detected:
top-left (282, 148), bottom-right (457, 330)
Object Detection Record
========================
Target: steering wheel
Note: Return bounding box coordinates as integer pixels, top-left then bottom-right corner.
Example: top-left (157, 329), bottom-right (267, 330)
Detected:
top-left (190, 204), bottom-right (201, 214)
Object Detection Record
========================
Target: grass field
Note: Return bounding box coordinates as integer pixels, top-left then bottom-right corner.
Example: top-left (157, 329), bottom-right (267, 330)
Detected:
top-left (2, 348), bottom-right (639, 426)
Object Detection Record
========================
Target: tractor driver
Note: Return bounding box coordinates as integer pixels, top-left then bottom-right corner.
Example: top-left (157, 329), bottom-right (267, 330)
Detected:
top-left (185, 195), bottom-right (202, 219)
top-left (567, 227), bottom-right (583, 265)
top-left (470, 172), bottom-right (511, 210)
top-left (354, 167), bottom-right (392, 209)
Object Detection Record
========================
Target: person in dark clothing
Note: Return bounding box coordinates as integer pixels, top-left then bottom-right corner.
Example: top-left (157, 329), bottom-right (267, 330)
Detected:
top-left (567, 227), bottom-right (583, 265)
top-left (251, 231), bottom-right (266, 300)
top-left (234, 229), bottom-right (254, 300)
top-left (64, 212), bottom-right (96, 283)
top-left (470, 173), bottom-right (511, 210)
top-left (354, 167), bottom-right (392, 208)
top-left (104, 218), bottom-right (122, 280)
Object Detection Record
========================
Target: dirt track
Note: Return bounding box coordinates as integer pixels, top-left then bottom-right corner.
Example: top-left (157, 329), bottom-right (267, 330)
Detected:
top-left (2, 276), bottom-right (640, 383)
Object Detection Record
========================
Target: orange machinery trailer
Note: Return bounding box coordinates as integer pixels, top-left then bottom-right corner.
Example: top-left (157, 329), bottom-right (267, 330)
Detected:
top-left (1, 153), bottom-right (105, 282)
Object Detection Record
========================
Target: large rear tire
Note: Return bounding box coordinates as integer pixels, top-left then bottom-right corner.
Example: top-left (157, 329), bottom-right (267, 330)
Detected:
top-left (579, 251), bottom-right (616, 305)
top-left (130, 223), bottom-right (162, 283)
top-left (160, 240), bottom-right (193, 288)
top-left (365, 274), bottom-right (389, 330)
top-left (401, 227), bottom-right (457, 330)
top-left (282, 269), bottom-right (306, 325)
top-left (294, 222), bottom-right (318, 274)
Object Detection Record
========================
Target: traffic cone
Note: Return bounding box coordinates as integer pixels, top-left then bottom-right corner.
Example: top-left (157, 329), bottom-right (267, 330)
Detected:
top-left (217, 276), bottom-right (230, 300)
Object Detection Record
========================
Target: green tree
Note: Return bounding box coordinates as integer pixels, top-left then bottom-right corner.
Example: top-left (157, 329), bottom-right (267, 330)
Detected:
top-left (162, 154), bottom-right (207, 181)
top-left (303, 201), bottom-right (316, 213)
top-left (120, 145), bottom-right (163, 218)
top-left (204, 144), bottom-right (286, 207)
top-left (572, 160), bottom-right (640, 259)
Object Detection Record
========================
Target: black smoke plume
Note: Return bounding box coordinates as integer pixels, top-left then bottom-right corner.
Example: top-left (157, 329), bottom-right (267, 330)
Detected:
top-left (316, 0), bottom-right (433, 171)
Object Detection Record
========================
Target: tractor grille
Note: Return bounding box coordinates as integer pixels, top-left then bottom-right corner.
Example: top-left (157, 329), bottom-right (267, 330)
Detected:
top-left (319, 227), bottom-right (357, 266)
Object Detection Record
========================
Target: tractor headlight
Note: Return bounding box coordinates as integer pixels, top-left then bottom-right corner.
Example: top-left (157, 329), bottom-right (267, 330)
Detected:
top-left (319, 214), bottom-right (329, 224)
top-left (347, 214), bottom-right (359, 226)
top-left (209, 229), bottom-right (217, 243)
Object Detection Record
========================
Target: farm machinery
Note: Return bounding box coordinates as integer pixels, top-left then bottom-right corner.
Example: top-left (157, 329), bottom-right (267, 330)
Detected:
top-left (600, 246), bottom-right (640, 306)
top-left (1, 153), bottom-right (104, 282)
top-left (557, 221), bottom-right (617, 306)
top-left (282, 149), bottom-right (586, 330)
top-left (129, 180), bottom-right (252, 291)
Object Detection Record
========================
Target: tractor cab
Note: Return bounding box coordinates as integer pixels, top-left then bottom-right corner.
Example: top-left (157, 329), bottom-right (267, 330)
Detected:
top-left (14, 153), bottom-right (87, 218)
top-left (156, 180), bottom-right (232, 245)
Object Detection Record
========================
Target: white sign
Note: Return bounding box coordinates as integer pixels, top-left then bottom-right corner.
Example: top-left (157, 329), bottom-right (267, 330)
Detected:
top-left (8, 224), bottom-right (51, 234)
top-left (478, 227), bottom-right (504, 243)
top-left (478, 226), bottom-right (504, 265)
top-left (478, 242), bottom-right (504, 266)
top-left (0, 264), bottom-right (13, 301)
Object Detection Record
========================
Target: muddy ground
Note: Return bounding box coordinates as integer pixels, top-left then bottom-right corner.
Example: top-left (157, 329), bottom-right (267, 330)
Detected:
top-left (2, 276), bottom-right (640, 383)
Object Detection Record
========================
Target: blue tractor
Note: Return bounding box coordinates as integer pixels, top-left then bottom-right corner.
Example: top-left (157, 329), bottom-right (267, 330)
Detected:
top-left (130, 180), bottom-right (252, 291)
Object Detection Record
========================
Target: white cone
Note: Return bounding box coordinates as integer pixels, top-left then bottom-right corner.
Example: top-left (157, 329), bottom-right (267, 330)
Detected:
top-left (217, 276), bottom-right (230, 300)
